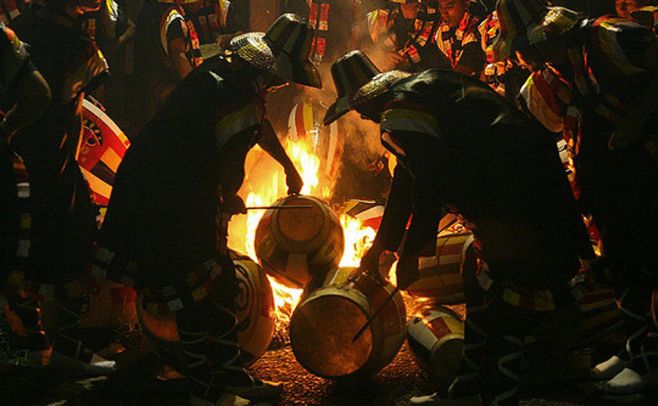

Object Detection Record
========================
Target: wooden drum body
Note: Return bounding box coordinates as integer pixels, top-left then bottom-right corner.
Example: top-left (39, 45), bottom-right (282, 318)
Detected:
top-left (406, 231), bottom-right (477, 304)
top-left (407, 305), bottom-right (464, 388)
top-left (255, 195), bottom-right (344, 288)
top-left (290, 268), bottom-right (407, 379)
top-left (137, 256), bottom-right (275, 367)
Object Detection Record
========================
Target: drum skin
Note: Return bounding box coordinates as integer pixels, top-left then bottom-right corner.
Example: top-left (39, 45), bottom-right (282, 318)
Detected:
top-left (137, 256), bottom-right (275, 367)
top-left (406, 230), bottom-right (477, 304)
top-left (407, 305), bottom-right (464, 389)
top-left (290, 267), bottom-right (407, 379)
top-left (255, 195), bottom-right (344, 288)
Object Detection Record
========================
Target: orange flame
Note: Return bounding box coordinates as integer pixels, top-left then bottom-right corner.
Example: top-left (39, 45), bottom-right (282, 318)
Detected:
top-left (228, 137), bottom-right (376, 337)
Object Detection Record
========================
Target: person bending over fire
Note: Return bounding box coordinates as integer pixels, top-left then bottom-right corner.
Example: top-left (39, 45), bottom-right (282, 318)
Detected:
top-left (97, 14), bottom-right (315, 406)
top-left (493, 0), bottom-right (658, 394)
top-left (324, 51), bottom-right (593, 405)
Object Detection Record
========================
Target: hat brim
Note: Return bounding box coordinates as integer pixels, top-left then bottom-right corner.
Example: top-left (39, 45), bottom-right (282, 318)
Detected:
top-left (323, 96), bottom-right (351, 125)
top-left (230, 32), bottom-right (322, 88)
top-left (350, 71), bottom-right (411, 110)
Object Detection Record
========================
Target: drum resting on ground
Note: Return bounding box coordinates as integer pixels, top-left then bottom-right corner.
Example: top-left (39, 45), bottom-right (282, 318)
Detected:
top-left (290, 267), bottom-right (407, 379)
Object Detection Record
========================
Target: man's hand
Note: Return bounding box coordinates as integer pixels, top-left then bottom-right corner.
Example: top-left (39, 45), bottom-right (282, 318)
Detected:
top-left (220, 194), bottom-right (247, 215)
top-left (284, 166), bottom-right (303, 195)
top-left (396, 252), bottom-right (420, 290)
top-left (360, 240), bottom-right (385, 280)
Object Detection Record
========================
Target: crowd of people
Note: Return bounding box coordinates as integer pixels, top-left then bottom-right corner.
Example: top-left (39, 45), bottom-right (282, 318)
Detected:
top-left (0, 0), bottom-right (657, 405)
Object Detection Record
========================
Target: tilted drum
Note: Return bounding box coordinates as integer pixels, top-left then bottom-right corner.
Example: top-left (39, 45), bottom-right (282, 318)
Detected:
top-left (406, 226), bottom-right (478, 304)
top-left (407, 305), bottom-right (464, 388)
top-left (137, 255), bottom-right (275, 367)
top-left (254, 195), bottom-right (344, 288)
top-left (290, 267), bottom-right (406, 379)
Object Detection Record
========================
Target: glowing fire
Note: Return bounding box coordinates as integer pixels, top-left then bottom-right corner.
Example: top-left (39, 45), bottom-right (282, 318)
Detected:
top-left (228, 137), bottom-right (376, 336)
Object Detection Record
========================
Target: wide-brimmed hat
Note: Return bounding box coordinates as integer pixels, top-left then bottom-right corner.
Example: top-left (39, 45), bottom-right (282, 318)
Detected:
top-left (494, 0), bottom-right (581, 60)
top-left (349, 70), bottom-right (410, 110)
top-left (230, 13), bottom-right (321, 88)
top-left (323, 51), bottom-right (383, 125)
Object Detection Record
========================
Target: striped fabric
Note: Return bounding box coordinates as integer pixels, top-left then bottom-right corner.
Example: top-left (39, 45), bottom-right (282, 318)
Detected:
top-left (159, 6), bottom-right (203, 67)
top-left (308, 0), bottom-right (331, 65)
top-left (493, 0), bottom-right (551, 60)
top-left (436, 11), bottom-right (481, 68)
top-left (0, 0), bottom-right (20, 25)
top-left (381, 107), bottom-right (441, 138)
top-left (214, 101), bottom-right (264, 150)
top-left (367, 4), bottom-right (441, 66)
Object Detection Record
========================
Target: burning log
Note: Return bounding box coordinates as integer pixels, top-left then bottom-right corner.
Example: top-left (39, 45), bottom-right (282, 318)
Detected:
top-left (289, 267), bottom-right (406, 379)
top-left (254, 195), bottom-right (344, 288)
top-left (136, 254), bottom-right (275, 367)
top-left (407, 305), bottom-right (464, 389)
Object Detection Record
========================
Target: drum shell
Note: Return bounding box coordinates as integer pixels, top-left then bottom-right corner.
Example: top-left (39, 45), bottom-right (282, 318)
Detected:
top-left (290, 267), bottom-right (406, 379)
top-left (407, 306), bottom-right (464, 388)
top-left (254, 195), bottom-right (344, 288)
top-left (78, 99), bottom-right (130, 207)
top-left (137, 256), bottom-right (275, 367)
top-left (574, 286), bottom-right (623, 348)
top-left (406, 231), bottom-right (477, 304)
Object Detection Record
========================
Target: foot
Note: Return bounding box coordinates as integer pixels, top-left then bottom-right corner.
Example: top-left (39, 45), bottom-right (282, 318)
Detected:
top-left (48, 351), bottom-right (117, 376)
top-left (409, 392), bottom-right (480, 406)
top-left (190, 393), bottom-right (251, 406)
top-left (591, 355), bottom-right (630, 381)
top-left (225, 379), bottom-right (283, 401)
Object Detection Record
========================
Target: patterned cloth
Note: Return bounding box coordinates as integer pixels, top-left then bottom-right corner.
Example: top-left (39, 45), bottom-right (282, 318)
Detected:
top-left (367, 2), bottom-right (447, 71)
top-left (435, 11), bottom-right (484, 73)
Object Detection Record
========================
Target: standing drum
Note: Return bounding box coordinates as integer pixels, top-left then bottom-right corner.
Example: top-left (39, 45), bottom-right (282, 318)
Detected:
top-left (407, 305), bottom-right (464, 388)
top-left (290, 267), bottom-right (406, 379)
top-left (137, 256), bottom-right (275, 367)
top-left (406, 230), bottom-right (477, 304)
top-left (255, 195), bottom-right (344, 288)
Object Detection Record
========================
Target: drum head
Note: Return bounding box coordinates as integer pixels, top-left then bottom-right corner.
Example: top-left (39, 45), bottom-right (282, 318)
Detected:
top-left (291, 295), bottom-right (372, 378)
top-left (277, 197), bottom-right (324, 242)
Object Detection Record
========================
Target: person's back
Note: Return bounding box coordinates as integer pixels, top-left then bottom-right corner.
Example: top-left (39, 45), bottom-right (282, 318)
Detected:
top-left (389, 69), bottom-right (589, 288)
top-left (102, 55), bottom-right (261, 287)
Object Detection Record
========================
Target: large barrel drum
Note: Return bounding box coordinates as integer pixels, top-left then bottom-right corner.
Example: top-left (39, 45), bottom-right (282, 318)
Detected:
top-left (406, 229), bottom-right (477, 304)
top-left (254, 195), bottom-right (344, 288)
top-left (290, 267), bottom-right (406, 379)
top-left (137, 256), bottom-right (275, 367)
top-left (407, 305), bottom-right (464, 388)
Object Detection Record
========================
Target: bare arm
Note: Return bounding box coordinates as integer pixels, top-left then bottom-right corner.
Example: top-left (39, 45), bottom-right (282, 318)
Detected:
top-left (258, 119), bottom-right (303, 194)
top-left (168, 37), bottom-right (194, 79)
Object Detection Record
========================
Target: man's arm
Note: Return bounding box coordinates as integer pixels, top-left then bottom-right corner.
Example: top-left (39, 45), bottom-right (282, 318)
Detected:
top-left (257, 119), bottom-right (303, 194)
top-left (2, 70), bottom-right (51, 144)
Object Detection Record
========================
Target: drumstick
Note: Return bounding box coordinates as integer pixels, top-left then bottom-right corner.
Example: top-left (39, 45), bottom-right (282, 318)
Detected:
top-left (245, 205), bottom-right (313, 210)
top-left (352, 286), bottom-right (400, 342)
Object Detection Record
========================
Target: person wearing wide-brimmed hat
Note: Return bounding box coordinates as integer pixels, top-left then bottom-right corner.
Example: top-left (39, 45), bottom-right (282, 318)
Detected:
top-left (325, 50), bottom-right (592, 405)
top-left (494, 0), bottom-right (658, 394)
top-left (98, 14), bottom-right (320, 406)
